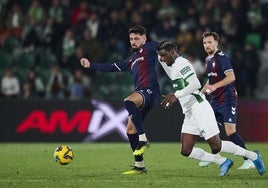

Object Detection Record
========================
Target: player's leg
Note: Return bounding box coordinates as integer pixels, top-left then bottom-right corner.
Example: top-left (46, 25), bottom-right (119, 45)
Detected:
top-left (206, 134), bottom-right (233, 176)
top-left (220, 140), bottom-right (265, 175)
top-left (223, 102), bottom-right (255, 169)
top-left (124, 92), bottom-right (149, 156)
top-left (124, 88), bottom-right (159, 156)
top-left (190, 100), bottom-right (233, 175)
top-left (224, 122), bottom-right (254, 169)
top-left (122, 119), bottom-right (146, 175)
top-left (182, 133), bottom-right (232, 176)
top-left (124, 92), bottom-right (148, 140)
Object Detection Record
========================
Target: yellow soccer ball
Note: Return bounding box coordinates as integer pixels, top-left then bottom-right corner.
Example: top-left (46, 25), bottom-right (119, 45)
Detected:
top-left (53, 145), bottom-right (74, 165)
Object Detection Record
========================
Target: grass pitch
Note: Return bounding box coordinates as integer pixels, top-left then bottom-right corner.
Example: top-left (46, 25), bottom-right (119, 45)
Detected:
top-left (0, 143), bottom-right (267, 188)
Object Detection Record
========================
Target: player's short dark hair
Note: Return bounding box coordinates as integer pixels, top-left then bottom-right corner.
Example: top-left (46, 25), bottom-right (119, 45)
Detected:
top-left (128, 25), bottom-right (147, 35)
top-left (157, 40), bottom-right (177, 51)
top-left (201, 31), bottom-right (219, 42)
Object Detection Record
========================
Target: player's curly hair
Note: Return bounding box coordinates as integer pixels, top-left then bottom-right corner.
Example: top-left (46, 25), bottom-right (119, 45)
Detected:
top-left (128, 25), bottom-right (147, 35)
top-left (157, 40), bottom-right (177, 51)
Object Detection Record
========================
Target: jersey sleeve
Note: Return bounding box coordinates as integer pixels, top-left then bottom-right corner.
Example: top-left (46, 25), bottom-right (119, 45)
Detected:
top-left (90, 59), bottom-right (128, 72)
top-left (172, 58), bottom-right (201, 97)
top-left (218, 52), bottom-right (233, 73)
top-left (171, 58), bottom-right (196, 84)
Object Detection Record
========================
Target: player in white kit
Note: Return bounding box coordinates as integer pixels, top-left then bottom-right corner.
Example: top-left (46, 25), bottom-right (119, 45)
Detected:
top-left (157, 40), bottom-right (265, 176)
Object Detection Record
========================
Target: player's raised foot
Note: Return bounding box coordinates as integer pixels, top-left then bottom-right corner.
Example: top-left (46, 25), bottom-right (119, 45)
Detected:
top-left (218, 158), bottom-right (233, 176)
top-left (199, 161), bottom-right (212, 167)
top-left (237, 159), bottom-right (255, 170)
top-left (122, 166), bottom-right (147, 175)
top-left (252, 150), bottom-right (265, 175)
top-left (133, 140), bottom-right (150, 156)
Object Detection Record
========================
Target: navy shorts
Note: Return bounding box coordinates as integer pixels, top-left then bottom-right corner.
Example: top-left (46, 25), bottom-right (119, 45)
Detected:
top-left (211, 101), bottom-right (237, 125)
top-left (136, 87), bottom-right (160, 120)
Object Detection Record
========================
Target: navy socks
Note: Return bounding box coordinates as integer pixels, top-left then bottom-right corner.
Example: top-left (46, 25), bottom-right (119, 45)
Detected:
top-left (127, 133), bottom-right (143, 162)
top-left (124, 100), bottom-right (144, 134)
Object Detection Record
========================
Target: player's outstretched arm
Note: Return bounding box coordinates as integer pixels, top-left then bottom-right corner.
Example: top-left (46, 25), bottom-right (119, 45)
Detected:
top-left (80, 57), bottom-right (124, 72)
top-left (80, 58), bottom-right (90, 68)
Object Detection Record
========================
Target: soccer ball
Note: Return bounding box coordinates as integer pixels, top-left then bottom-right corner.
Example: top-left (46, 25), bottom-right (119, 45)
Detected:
top-left (53, 145), bottom-right (74, 165)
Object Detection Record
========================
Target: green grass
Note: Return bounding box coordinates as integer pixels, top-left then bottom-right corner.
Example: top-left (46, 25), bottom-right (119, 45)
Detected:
top-left (0, 143), bottom-right (267, 188)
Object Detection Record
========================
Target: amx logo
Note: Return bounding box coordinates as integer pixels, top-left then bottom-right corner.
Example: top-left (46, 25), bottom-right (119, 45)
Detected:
top-left (84, 100), bottom-right (128, 142)
top-left (16, 100), bottom-right (128, 142)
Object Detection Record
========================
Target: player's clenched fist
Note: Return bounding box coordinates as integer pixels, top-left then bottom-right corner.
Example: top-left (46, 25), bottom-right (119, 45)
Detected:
top-left (80, 58), bottom-right (90, 68)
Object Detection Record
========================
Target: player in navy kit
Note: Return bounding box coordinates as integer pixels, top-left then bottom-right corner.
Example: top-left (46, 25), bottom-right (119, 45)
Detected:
top-left (200, 31), bottom-right (255, 169)
top-left (80, 25), bottom-right (160, 174)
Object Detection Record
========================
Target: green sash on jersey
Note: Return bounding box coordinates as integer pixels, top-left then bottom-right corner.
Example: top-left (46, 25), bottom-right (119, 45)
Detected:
top-left (172, 73), bottom-right (203, 103)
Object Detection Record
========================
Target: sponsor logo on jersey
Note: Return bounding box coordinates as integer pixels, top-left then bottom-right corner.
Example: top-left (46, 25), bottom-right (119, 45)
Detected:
top-left (207, 72), bottom-right (218, 77)
top-left (180, 66), bottom-right (191, 75)
top-left (131, 56), bottom-right (144, 69)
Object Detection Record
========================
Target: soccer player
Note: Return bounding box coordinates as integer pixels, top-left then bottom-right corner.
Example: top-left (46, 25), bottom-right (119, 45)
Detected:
top-left (157, 40), bottom-right (265, 176)
top-left (200, 31), bottom-right (254, 169)
top-left (80, 25), bottom-right (160, 174)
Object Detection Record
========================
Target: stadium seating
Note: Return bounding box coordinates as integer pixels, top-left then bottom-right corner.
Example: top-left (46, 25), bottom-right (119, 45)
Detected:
top-left (2, 36), bottom-right (21, 54)
top-left (38, 51), bottom-right (56, 69)
top-left (14, 52), bottom-right (36, 70)
top-left (0, 50), bottom-right (13, 70)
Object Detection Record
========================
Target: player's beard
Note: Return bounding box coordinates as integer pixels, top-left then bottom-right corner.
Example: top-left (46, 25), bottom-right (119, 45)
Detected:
top-left (132, 47), bottom-right (139, 52)
top-left (131, 43), bottom-right (143, 52)
top-left (206, 48), bottom-right (215, 56)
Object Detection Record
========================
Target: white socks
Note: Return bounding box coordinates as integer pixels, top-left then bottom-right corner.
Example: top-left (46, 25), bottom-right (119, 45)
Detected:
top-left (135, 161), bottom-right (145, 168)
top-left (187, 141), bottom-right (258, 166)
top-left (221, 141), bottom-right (257, 161)
top-left (188, 147), bottom-right (226, 165)
top-left (139, 133), bottom-right (147, 142)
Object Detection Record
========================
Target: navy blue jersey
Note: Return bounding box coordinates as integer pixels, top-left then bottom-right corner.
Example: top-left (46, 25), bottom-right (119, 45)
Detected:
top-left (90, 41), bottom-right (160, 92)
top-left (205, 50), bottom-right (238, 104)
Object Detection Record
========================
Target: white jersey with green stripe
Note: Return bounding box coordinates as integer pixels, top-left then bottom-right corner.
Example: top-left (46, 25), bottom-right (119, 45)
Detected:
top-left (159, 56), bottom-right (204, 113)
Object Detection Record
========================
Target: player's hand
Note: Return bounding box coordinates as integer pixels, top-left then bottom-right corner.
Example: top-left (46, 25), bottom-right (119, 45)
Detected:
top-left (203, 85), bottom-right (216, 95)
top-left (201, 85), bottom-right (214, 95)
top-left (161, 94), bottom-right (178, 109)
top-left (80, 58), bottom-right (90, 68)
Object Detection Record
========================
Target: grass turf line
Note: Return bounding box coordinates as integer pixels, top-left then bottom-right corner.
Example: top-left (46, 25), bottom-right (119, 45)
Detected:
top-left (0, 143), bottom-right (267, 188)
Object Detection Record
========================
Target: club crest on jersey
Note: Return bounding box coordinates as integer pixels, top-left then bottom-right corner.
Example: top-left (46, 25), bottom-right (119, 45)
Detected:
top-left (212, 61), bottom-right (215, 67)
top-left (218, 51), bottom-right (224, 56)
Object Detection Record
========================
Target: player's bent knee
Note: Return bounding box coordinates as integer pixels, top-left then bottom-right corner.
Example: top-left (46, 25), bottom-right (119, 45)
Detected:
top-left (126, 128), bottom-right (136, 135)
top-left (211, 148), bottom-right (221, 154)
top-left (181, 148), bottom-right (191, 157)
top-left (124, 100), bottom-right (136, 112)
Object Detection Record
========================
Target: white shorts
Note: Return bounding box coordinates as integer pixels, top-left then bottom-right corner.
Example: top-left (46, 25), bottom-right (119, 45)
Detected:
top-left (181, 100), bottom-right (220, 140)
